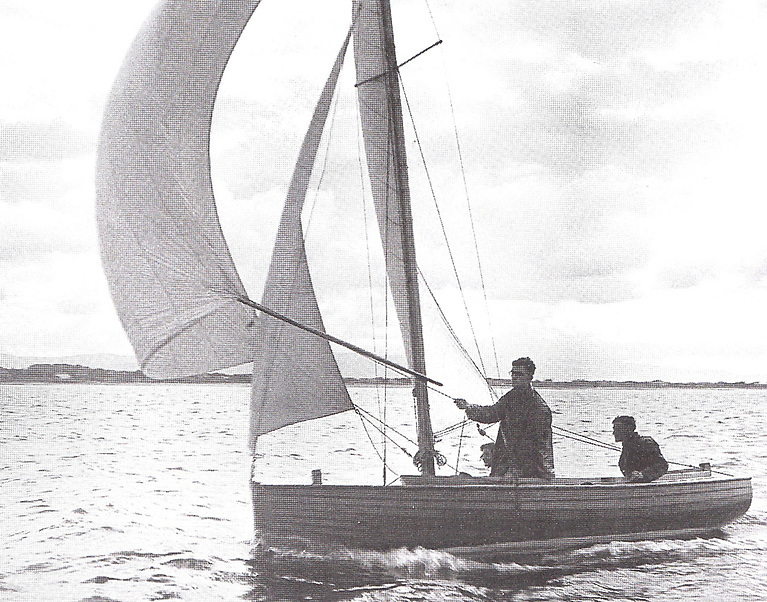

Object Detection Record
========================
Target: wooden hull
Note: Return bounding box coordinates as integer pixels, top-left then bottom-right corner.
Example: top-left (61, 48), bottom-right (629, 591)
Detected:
top-left (252, 470), bottom-right (752, 556)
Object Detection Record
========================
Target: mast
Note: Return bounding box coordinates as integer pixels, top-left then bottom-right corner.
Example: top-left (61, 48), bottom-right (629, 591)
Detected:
top-left (354, 0), bottom-right (436, 474)
top-left (378, 0), bottom-right (436, 475)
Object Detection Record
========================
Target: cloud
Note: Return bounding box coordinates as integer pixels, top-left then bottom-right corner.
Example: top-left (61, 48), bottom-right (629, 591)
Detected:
top-left (446, 52), bottom-right (727, 185)
top-left (0, 250), bottom-right (131, 356)
top-left (1, 160), bottom-right (90, 211)
top-left (211, 96), bottom-right (332, 199)
top-left (424, 163), bottom-right (654, 305)
top-left (3, 0), bottom-right (766, 382)
top-left (0, 157), bottom-right (98, 266)
top-left (0, 119), bottom-right (92, 162)
top-left (655, 263), bottom-right (716, 290)
top-left (414, 0), bottom-right (731, 188)
top-left (393, 1), bottom-right (751, 310)
top-left (479, 0), bottom-right (721, 60)
top-left (176, 0), bottom-right (764, 316)
top-left (741, 259), bottom-right (767, 284)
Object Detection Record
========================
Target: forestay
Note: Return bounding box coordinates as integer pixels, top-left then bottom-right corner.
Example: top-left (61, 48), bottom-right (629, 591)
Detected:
top-left (96, 0), bottom-right (262, 378)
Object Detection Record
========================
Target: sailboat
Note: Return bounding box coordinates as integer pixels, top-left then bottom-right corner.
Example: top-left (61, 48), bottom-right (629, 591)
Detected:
top-left (96, 0), bottom-right (751, 557)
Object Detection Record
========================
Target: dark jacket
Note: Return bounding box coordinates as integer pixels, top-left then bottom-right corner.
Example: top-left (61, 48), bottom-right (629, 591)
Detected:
top-left (466, 387), bottom-right (554, 479)
top-left (619, 433), bottom-right (668, 482)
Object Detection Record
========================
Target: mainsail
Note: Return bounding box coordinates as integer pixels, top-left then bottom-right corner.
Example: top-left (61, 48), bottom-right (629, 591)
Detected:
top-left (353, 0), bottom-right (421, 369)
top-left (96, 0), bottom-right (262, 378)
top-left (250, 32), bottom-right (355, 442)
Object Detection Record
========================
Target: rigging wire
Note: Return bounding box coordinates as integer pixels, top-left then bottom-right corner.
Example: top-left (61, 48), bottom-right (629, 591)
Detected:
top-left (454, 418), bottom-right (467, 475)
top-left (434, 419), bottom-right (473, 440)
top-left (357, 404), bottom-right (459, 473)
top-left (248, 31), bottom-right (351, 437)
top-left (353, 404), bottom-right (413, 461)
top-left (303, 70), bottom-right (343, 237)
top-left (418, 267), bottom-right (499, 402)
top-left (419, 0), bottom-right (501, 378)
top-left (297, 11), bottom-right (731, 482)
top-left (355, 403), bottom-right (418, 449)
top-left (395, 0), bottom-right (733, 479)
top-left (354, 405), bottom-right (388, 463)
top-left (422, 0), bottom-right (440, 33)
top-left (352, 405), bottom-right (402, 480)
top-left (398, 79), bottom-right (488, 376)
top-left (548, 427), bottom-right (734, 476)
top-left (356, 402), bottom-right (450, 469)
top-left (355, 373), bottom-right (735, 478)
top-left (430, 414), bottom-right (734, 476)
top-left (553, 427), bottom-right (621, 451)
top-left (438, 56), bottom-right (501, 379)
top-left (355, 86), bottom-right (391, 485)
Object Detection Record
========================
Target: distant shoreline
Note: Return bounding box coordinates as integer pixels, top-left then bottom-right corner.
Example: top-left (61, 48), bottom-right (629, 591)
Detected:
top-left (1, 363), bottom-right (765, 388)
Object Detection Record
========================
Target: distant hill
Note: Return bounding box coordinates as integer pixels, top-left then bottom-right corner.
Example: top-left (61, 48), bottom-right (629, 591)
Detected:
top-left (0, 363), bottom-right (249, 384)
top-left (0, 350), bottom-right (370, 375)
top-left (1, 363), bottom-right (765, 388)
top-left (0, 353), bottom-right (138, 371)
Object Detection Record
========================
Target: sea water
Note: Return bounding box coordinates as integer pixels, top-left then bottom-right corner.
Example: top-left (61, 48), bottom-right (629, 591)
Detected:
top-left (1, 383), bottom-right (765, 601)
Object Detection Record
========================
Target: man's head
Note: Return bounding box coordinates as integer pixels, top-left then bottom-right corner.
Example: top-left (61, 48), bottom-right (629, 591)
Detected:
top-left (480, 442), bottom-right (494, 467)
top-left (612, 415), bottom-right (636, 442)
top-left (510, 356), bottom-right (535, 389)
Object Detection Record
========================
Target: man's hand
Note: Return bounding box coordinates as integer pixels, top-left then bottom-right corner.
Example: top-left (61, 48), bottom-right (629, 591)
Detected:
top-left (454, 398), bottom-right (468, 410)
top-left (627, 470), bottom-right (645, 483)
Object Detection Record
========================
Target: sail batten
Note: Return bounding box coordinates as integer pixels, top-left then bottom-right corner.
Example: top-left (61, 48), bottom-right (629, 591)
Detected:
top-left (96, 0), bottom-right (264, 378)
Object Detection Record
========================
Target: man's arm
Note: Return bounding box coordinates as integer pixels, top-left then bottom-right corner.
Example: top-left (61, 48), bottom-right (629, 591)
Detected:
top-left (454, 396), bottom-right (506, 424)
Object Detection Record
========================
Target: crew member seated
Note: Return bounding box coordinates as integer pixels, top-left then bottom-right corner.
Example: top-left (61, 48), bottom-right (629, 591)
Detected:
top-left (612, 415), bottom-right (668, 483)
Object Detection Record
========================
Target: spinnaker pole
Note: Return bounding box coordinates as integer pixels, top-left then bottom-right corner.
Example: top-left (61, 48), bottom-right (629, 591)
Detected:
top-left (237, 296), bottom-right (442, 386)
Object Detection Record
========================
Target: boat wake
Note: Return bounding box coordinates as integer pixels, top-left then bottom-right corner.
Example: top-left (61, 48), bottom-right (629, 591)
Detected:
top-left (248, 529), bottom-right (764, 597)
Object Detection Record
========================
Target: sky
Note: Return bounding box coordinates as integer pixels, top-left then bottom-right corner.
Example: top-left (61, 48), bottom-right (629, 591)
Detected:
top-left (2, 0), bottom-right (767, 382)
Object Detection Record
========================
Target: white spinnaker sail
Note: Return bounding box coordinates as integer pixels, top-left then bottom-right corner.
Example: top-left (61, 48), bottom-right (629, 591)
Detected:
top-left (96, 0), bottom-right (262, 378)
top-left (249, 32), bottom-right (355, 442)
